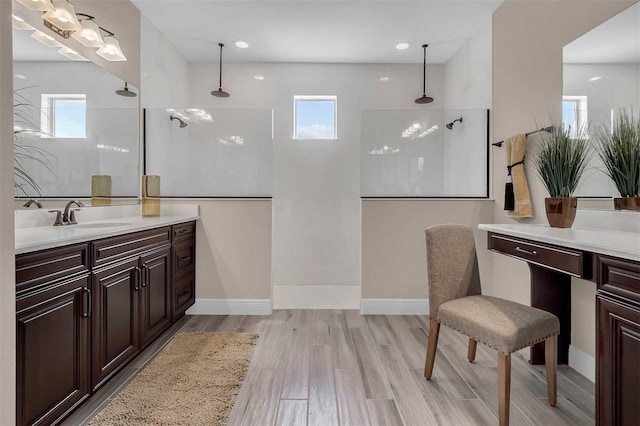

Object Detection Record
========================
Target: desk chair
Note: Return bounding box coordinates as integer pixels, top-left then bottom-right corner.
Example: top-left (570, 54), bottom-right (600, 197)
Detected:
top-left (424, 224), bottom-right (560, 425)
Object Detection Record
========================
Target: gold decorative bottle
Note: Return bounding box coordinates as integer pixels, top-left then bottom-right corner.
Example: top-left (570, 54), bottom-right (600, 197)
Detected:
top-left (91, 175), bottom-right (112, 206)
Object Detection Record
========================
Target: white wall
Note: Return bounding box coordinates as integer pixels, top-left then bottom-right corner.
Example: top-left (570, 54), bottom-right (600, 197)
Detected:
top-left (0, 1), bottom-right (16, 422)
top-left (492, 0), bottom-right (636, 360)
top-left (13, 61), bottom-right (139, 197)
top-left (564, 63), bottom-right (640, 196)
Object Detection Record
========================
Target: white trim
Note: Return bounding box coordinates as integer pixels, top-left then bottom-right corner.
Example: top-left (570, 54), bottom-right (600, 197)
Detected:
top-left (185, 299), bottom-right (272, 315)
top-left (568, 344), bottom-right (595, 383)
top-left (360, 299), bottom-right (429, 315)
top-left (273, 285), bottom-right (360, 309)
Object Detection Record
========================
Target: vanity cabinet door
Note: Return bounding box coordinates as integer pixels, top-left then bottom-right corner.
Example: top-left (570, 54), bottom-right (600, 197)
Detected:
top-left (91, 258), bottom-right (141, 391)
top-left (139, 247), bottom-right (172, 348)
top-left (16, 275), bottom-right (90, 426)
top-left (597, 295), bottom-right (640, 426)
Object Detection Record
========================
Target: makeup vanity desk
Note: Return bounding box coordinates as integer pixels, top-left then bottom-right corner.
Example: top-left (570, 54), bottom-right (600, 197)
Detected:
top-left (479, 222), bottom-right (640, 426)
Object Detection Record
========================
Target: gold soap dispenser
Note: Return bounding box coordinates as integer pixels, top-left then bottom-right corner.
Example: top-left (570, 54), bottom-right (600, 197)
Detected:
top-left (141, 175), bottom-right (161, 217)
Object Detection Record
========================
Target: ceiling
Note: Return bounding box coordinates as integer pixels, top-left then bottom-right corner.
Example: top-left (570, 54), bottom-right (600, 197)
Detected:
top-left (131, 0), bottom-right (502, 64)
top-left (564, 2), bottom-right (640, 64)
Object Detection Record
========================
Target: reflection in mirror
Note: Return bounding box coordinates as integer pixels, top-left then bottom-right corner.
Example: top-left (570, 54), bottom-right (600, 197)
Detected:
top-left (563, 2), bottom-right (640, 199)
top-left (12, 27), bottom-right (139, 201)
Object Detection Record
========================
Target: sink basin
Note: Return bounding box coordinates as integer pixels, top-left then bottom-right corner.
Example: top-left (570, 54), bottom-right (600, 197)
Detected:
top-left (73, 222), bottom-right (132, 229)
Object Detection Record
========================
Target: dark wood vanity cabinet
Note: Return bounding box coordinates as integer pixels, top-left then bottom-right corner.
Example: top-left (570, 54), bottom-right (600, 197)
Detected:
top-left (16, 270), bottom-right (91, 426)
top-left (16, 222), bottom-right (196, 426)
top-left (596, 256), bottom-right (640, 426)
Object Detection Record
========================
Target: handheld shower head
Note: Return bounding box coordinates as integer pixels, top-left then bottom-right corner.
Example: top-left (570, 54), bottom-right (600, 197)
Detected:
top-left (446, 117), bottom-right (463, 130)
top-left (170, 115), bottom-right (188, 128)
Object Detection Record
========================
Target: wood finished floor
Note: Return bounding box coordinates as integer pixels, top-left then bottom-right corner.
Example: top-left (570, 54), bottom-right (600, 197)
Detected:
top-left (65, 311), bottom-right (595, 426)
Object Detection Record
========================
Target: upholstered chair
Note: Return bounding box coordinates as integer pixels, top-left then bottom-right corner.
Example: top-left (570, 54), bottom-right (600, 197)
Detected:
top-left (424, 224), bottom-right (560, 426)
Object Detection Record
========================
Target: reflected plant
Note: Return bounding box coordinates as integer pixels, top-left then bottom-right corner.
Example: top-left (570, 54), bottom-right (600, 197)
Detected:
top-left (13, 87), bottom-right (55, 197)
top-left (595, 108), bottom-right (640, 197)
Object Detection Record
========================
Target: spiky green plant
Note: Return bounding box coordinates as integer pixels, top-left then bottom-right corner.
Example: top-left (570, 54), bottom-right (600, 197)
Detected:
top-left (534, 124), bottom-right (592, 198)
top-left (595, 109), bottom-right (640, 197)
top-left (13, 87), bottom-right (55, 197)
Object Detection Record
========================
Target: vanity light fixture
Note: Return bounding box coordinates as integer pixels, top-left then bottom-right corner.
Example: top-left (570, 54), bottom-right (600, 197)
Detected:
top-left (211, 43), bottom-right (230, 98)
top-left (58, 46), bottom-right (87, 61)
top-left (42, 0), bottom-right (82, 33)
top-left (588, 76), bottom-right (602, 82)
top-left (379, 76), bottom-right (390, 82)
top-left (16, 0), bottom-right (54, 12)
top-left (415, 44), bottom-right (434, 104)
top-left (234, 40), bottom-right (249, 49)
top-left (31, 30), bottom-right (63, 47)
top-left (12, 15), bottom-right (35, 30)
top-left (71, 17), bottom-right (105, 47)
top-left (254, 75), bottom-right (265, 81)
top-left (395, 42), bottom-right (410, 50)
top-left (97, 36), bottom-right (127, 61)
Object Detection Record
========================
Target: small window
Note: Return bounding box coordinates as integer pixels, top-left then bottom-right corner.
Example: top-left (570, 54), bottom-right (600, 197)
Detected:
top-left (562, 96), bottom-right (588, 138)
top-left (293, 95), bottom-right (337, 140)
top-left (41, 94), bottom-right (87, 138)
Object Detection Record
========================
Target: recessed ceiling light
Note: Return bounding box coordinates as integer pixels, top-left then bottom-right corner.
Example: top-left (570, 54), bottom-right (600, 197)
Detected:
top-left (235, 40), bottom-right (249, 49)
top-left (395, 42), bottom-right (410, 50)
top-left (379, 76), bottom-right (390, 82)
top-left (588, 76), bottom-right (602, 82)
top-left (254, 75), bottom-right (265, 81)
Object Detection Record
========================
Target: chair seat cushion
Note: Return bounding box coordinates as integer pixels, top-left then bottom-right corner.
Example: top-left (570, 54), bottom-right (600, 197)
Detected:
top-left (436, 295), bottom-right (560, 354)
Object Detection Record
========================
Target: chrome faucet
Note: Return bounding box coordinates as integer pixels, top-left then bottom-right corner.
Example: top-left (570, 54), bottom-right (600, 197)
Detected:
top-left (62, 200), bottom-right (85, 225)
top-left (23, 199), bottom-right (42, 208)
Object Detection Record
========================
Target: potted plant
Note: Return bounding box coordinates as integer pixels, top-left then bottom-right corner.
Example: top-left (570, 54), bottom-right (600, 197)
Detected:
top-left (534, 124), bottom-right (591, 228)
top-left (595, 109), bottom-right (640, 211)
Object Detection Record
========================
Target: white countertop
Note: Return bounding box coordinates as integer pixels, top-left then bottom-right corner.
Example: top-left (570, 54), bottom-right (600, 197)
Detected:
top-left (478, 223), bottom-right (640, 262)
top-left (15, 204), bottom-right (199, 255)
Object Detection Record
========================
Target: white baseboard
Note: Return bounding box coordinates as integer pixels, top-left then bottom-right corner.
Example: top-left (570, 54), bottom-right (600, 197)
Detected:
top-left (569, 345), bottom-right (595, 383)
top-left (273, 285), bottom-right (360, 309)
top-left (360, 299), bottom-right (429, 315)
top-left (186, 299), bottom-right (272, 315)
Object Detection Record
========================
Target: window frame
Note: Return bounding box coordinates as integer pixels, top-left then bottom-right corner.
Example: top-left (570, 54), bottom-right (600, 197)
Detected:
top-left (293, 95), bottom-right (338, 140)
top-left (562, 95), bottom-right (588, 138)
top-left (41, 93), bottom-right (87, 139)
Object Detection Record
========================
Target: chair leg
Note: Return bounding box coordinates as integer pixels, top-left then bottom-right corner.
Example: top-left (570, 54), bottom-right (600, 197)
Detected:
top-left (497, 353), bottom-right (511, 426)
top-left (545, 335), bottom-right (558, 407)
top-left (424, 319), bottom-right (440, 379)
top-left (467, 339), bottom-right (477, 362)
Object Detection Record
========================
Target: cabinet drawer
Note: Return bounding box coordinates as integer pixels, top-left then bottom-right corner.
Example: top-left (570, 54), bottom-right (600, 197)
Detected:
top-left (172, 239), bottom-right (195, 281)
top-left (92, 227), bottom-right (171, 268)
top-left (598, 256), bottom-right (640, 306)
top-left (172, 274), bottom-right (195, 321)
top-left (173, 222), bottom-right (195, 243)
top-left (488, 233), bottom-right (584, 277)
top-left (16, 243), bottom-right (89, 294)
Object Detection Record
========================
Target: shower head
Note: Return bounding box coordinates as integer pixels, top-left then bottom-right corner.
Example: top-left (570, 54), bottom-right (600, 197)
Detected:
top-left (446, 117), bottom-right (463, 130)
top-left (170, 115), bottom-right (188, 128)
top-left (115, 82), bottom-right (137, 97)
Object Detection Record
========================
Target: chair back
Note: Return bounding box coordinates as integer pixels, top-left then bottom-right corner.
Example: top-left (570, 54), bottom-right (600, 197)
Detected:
top-left (425, 224), bottom-right (482, 318)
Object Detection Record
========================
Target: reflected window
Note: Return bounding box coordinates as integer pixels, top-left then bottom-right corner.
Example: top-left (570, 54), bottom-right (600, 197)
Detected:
top-left (41, 94), bottom-right (87, 138)
top-left (562, 96), bottom-right (588, 138)
top-left (294, 95), bottom-right (337, 140)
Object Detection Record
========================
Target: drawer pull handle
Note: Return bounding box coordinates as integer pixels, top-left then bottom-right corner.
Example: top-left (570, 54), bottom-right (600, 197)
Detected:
top-left (82, 287), bottom-right (92, 318)
top-left (178, 229), bottom-right (189, 234)
top-left (179, 255), bottom-right (191, 262)
top-left (515, 246), bottom-right (537, 256)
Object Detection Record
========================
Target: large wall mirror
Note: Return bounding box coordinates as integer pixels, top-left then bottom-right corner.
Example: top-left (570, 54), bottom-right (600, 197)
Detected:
top-left (563, 2), bottom-right (640, 199)
top-left (12, 27), bottom-right (139, 200)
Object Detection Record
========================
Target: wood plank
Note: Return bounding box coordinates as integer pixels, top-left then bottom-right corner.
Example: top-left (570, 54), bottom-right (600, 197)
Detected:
top-left (240, 369), bottom-right (285, 426)
top-left (377, 344), bottom-right (438, 426)
top-left (454, 399), bottom-right (499, 425)
top-left (262, 323), bottom-right (295, 369)
top-left (329, 312), bottom-right (357, 369)
top-left (308, 345), bottom-right (338, 426)
top-left (335, 369), bottom-right (371, 426)
top-left (276, 400), bottom-right (308, 426)
top-left (350, 327), bottom-right (393, 400)
top-left (366, 399), bottom-right (403, 426)
top-left (281, 326), bottom-right (310, 399)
